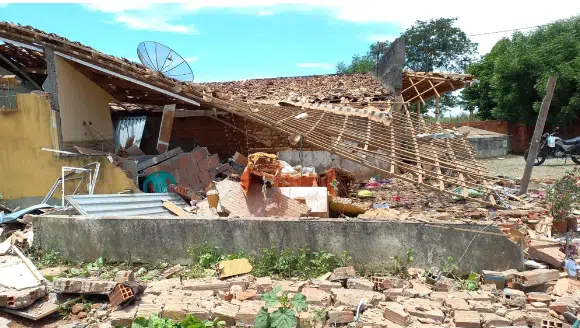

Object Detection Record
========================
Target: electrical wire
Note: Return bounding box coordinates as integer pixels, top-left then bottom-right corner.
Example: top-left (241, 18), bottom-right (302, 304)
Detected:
top-left (469, 24), bottom-right (548, 37)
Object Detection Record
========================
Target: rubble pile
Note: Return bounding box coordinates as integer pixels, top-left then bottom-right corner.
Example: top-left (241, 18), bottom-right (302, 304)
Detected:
top-left (200, 73), bottom-right (391, 106)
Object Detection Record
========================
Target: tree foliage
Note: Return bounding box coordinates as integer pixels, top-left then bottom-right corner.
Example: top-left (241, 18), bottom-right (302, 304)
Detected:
top-left (463, 16), bottom-right (580, 124)
top-left (336, 18), bottom-right (476, 113)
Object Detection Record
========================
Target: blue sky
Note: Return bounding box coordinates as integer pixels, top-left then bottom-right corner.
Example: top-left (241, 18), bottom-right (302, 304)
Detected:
top-left (0, 1), bottom-right (578, 85)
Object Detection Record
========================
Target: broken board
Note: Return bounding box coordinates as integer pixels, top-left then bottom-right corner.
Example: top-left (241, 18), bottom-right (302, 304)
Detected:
top-left (217, 259), bottom-right (253, 279)
top-left (278, 187), bottom-right (329, 217)
top-left (1, 293), bottom-right (81, 320)
top-left (163, 201), bottom-right (190, 218)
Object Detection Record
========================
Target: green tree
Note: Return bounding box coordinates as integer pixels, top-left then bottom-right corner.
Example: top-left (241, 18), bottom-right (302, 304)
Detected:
top-left (336, 41), bottom-right (390, 74)
top-left (404, 18), bottom-right (477, 72)
top-left (336, 18), bottom-right (476, 113)
top-left (462, 16), bottom-right (580, 124)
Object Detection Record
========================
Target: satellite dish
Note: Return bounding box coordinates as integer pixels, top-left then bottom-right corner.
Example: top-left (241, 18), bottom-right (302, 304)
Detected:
top-left (137, 41), bottom-right (194, 82)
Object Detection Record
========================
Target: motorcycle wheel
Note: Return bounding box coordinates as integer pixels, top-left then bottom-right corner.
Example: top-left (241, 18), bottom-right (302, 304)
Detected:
top-left (571, 155), bottom-right (580, 165)
top-left (524, 149), bottom-right (547, 166)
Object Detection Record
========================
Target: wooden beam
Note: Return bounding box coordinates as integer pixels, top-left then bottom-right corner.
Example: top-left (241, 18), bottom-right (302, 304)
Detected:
top-left (435, 96), bottom-right (440, 121)
top-left (409, 77), bottom-right (426, 106)
top-left (519, 76), bottom-right (557, 195)
top-left (406, 80), bottom-right (446, 103)
top-left (22, 67), bottom-right (47, 74)
top-left (43, 47), bottom-right (63, 151)
top-left (0, 53), bottom-right (42, 90)
top-left (157, 104), bottom-right (175, 153)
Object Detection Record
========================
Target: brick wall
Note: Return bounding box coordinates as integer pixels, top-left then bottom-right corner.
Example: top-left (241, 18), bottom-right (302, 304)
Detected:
top-left (441, 120), bottom-right (509, 135)
top-left (169, 115), bottom-right (318, 158)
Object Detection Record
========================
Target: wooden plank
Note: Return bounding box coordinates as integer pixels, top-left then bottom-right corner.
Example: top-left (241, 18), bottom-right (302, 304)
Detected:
top-left (157, 104), bottom-right (176, 154)
top-left (390, 128), bottom-right (396, 174)
top-left (335, 115), bottom-right (349, 144)
top-left (163, 201), bottom-right (190, 217)
top-left (217, 258), bottom-right (253, 279)
top-left (409, 77), bottom-right (426, 106)
top-left (136, 147), bottom-right (183, 172)
top-left (43, 47), bottom-right (64, 151)
top-left (403, 104), bottom-right (423, 184)
top-left (362, 120), bottom-right (371, 159)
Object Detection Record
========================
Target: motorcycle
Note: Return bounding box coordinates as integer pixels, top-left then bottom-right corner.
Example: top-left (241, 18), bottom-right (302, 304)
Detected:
top-left (524, 128), bottom-right (580, 166)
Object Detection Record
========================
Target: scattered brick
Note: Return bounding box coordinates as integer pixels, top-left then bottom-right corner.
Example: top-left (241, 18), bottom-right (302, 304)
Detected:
top-left (236, 300), bottom-right (265, 325)
top-left (235, 290), bottom-right (257, 301)
top-left (136, 304), bottom-right (163, 319)
top-left (278, 280), bottom-right (306, 293)
top-left (527, 241), bottom-right (566, 268)
top-left (186, 304), bottom-right (211, 320)
top-left (403, 299), bottom-right (444, 322)
top-left (255, 277), bottom-right (273, 293)
top-left (182, 279), bottom-right (230, 291)
top-left (527, 292), bottom-right (552, 303)
top-left (502, 288), bottom-right (526, 307)
top-left (346, 278), bottom-right (374, 291)
top-left (330, 288), bottom-right (385, 309)
top-left (312, 279), bottom-right (342, 292)
top-left (513, 269), bottom-right (559, 287)
top-left (301, 287), bottom-right (331, 306)
top-left (549, 297), bottom-right (575, 314)
top-left (53, 278), bottom-right (117, 295)
top-left (444, 298), bottom-right (471, 311)
top-left (114, 271), bottom-right (135, 283)
top-left (505, 310), bottom-right (527, 326)
top-left (327, 308), bottom-right (354, 324)
top-left (454, 310), bottom-right (480, 328)
top-left (163, 265), bottom-right (183, 279)
top-left (383, 302), bottom-right (411, 326)
top-left (213, 303), bottom-right (239, 326)
top-left (541, 318), bottom-right (565, 328)
top-left (481, 313), bottom-right (511, 328)
top-left (109, 284), bottom-right (134, 308)
top-left (162, 302), bottom-right (188, 321)
top-left (371, 276), bottom-right (396, 290)
top-left (330, 266), bottom-right (356, 281)
top-left (110, 305), bottom-right (137, 327)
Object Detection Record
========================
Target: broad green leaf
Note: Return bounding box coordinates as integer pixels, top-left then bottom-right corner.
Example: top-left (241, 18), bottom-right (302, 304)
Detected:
top-left (180, 315), bottom-right (205, 328)
top-left (261, 285), bottom-right (282, 308)
top-left (131, 317), bottom-right (149, 328)
top-left (254, 307), bottom-right (270, 328)
top-left (271, 308), bottom-right (297, 328)
top-left (290, 293), bottom-right (308, 312)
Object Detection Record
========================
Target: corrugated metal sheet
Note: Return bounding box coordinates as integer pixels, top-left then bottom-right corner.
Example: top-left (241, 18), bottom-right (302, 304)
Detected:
top-left (65, 193), bottom-right (188, 217)
top-left (114, 116), bottom-right (146, 151)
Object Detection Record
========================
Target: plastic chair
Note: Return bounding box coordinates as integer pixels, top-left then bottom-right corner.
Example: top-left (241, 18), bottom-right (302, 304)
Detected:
top-left (142, 171), bottom-right (176, 193)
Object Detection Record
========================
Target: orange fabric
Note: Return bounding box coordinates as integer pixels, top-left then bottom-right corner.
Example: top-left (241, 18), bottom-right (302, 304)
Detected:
top-left (240, 152), bottom-right (319, 195)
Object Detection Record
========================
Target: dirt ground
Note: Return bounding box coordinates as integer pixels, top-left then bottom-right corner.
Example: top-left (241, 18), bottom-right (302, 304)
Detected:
top-left (481, 154), bottom-right (578, 180)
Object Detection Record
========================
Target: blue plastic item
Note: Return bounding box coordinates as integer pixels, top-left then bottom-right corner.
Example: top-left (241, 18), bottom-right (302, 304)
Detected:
top-left (142, 171), bottom-right (176, 193)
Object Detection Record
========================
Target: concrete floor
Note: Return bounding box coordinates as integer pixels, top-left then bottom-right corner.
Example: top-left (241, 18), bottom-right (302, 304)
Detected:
top-left (481, 155), bottom-right (577, 180)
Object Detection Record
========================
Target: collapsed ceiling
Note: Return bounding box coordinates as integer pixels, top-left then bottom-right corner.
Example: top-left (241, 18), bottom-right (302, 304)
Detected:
top-left (0, 21), bottom-right (496, 205)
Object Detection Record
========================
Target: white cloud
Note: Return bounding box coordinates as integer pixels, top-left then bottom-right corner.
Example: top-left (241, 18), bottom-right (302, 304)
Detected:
top-left (183, 56), bottom-right (199, 62)
top-left (257, 9), bottom-right (274, 16)
top-left (85, 0), bottom-right (580, 54)
top-left (84, 3), bottom-right (152, 13)
top-left (115, 15), bottom-right (197, 34)
top-left (297, 62), bottom-right (334, 69)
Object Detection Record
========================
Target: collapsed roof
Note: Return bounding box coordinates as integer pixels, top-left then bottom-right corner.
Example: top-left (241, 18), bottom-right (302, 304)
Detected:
top-left (0, 22), bottom-right (497, 205)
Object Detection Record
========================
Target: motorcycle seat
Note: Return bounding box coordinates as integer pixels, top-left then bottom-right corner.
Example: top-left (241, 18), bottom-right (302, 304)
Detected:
top-left (562, 136), bottom-right (580, 145)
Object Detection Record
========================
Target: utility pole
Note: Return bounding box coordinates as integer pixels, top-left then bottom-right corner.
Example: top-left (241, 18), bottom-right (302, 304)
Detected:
top-left (519, 76), bottom-right (557, 195)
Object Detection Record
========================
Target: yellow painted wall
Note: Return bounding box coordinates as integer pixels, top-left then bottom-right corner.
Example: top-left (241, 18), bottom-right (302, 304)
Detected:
top-left (0, 93), bottom-right (137, 201)
top-left (55, 56), bottom-right (115, 142)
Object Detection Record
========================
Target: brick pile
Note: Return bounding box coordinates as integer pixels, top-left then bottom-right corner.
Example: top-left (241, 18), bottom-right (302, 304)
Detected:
top-left (142, 147), bottom-right (231, 191)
